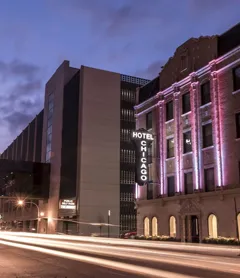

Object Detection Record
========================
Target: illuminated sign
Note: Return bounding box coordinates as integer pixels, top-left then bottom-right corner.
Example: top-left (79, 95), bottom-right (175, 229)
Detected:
top-left (60, 199), bottom-right (76, 210)
top-left (131, 129), bottom-right (154, 185)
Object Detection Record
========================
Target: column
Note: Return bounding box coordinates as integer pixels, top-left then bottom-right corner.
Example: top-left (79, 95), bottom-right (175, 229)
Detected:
top-left (190, 74), bottom-right (202, 190)
top-left (158, 100), bottom-right (165, 196)
top-left (174, 87), bottom-right (181, 193)
top-left (187, 215), bottom-right (192, 242)
top-left (211, 66), bottom-right (223, 187)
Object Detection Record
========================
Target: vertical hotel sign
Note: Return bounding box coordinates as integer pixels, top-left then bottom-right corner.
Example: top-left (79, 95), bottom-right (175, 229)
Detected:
top-left (131, 129), bottom-right (154, 185)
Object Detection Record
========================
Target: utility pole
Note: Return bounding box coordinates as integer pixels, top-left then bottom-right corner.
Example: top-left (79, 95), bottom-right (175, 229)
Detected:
top-left (108, 210), bottom-right (111, 238)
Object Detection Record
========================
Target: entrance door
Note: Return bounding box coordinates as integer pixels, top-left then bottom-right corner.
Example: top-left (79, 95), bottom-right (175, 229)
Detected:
top-left (184, 215), bottom-right (200, 243)
top-left (191, 215), bottom-right (199, 243)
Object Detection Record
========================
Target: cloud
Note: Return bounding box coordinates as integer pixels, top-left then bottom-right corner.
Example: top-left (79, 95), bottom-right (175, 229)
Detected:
top-left (0, 59), bottom-right (41, 82)
top-left (134, 60), bottom-right (165, 79)
top-left (2, 112), bottom-right (35, 134)
top-left (0, 59), bottom-right (44, 152)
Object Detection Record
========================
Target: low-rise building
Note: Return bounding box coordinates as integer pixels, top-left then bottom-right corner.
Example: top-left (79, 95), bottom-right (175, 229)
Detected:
top-left (134, 23), bottom-right (240, 242)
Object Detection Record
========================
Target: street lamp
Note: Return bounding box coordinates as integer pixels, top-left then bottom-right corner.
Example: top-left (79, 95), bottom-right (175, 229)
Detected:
top-left (17, 200), bottom-right (44, 233)
top-left (108, 209), bottom-right (111, 238)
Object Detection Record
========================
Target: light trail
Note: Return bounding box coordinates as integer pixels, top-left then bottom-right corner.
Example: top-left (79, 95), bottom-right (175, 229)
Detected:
top-left (0, 233), bottom-right (240, 276)
top-left (0, 239), bottom-right (199, 278)
top-left (1, 231), bottom-right (238, 255)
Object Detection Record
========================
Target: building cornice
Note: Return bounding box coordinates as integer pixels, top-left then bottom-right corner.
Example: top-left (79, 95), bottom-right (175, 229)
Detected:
top-left (136, 45), bottom-right (240, 111)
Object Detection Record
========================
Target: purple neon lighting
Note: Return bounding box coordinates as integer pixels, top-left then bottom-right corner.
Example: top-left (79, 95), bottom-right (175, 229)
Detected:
top-left (135, 183), bottom-right (139, 199)
top-left (158, 101), bottom-right (164, 195)
top-left (211, 72), bottom-right (223, 186)
top-left (174, 93), bottom-right (181, 193)
top-left (190, 80), bottom-right (200, 190)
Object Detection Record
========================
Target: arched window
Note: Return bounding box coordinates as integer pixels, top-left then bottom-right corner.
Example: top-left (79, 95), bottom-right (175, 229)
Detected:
top-left (152, 217), bottom-right (158, 236)
top-left (169, 216), bottom-right (176, 237)
top-left (237, 213), bottom-right (240, 240)
top-left (208, 214), bottom-right (218, 238)
top-left (144, 217), bottom-right (150, 237)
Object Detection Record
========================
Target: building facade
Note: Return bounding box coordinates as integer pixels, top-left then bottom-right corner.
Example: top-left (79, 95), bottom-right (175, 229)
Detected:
top-left (0, 61), bottom-right (149, 236)
top-left (135, 23), bottom-right (240, 242)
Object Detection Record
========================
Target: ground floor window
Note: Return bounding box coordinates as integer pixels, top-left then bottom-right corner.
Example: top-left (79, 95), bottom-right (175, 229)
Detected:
top-left (152, 217), bottom-right (158, 236)
top-left (144, 217), bottom-right (150, 237)
top-left (208, 214), bottom-right (218, 238)
top-left (169, 216), bottom-right (176, 237)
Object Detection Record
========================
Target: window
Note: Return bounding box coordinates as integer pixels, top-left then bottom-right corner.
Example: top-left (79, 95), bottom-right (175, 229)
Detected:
top-left (167, 138), bottom-right (174, 158)
top-left (184, 172), bottom-right (193, 194)
top-left (183, 131), bottom-right (192, 153)
top-left (233, 66), bottom-right (240, 91)
top-left (208, 214), bottom-right (218, 238)
top-left (147, 183), bottom-right (153, 200)
top-left (46, 93), bottom-right (54, 162)
top-left (121, 109), bottom-right (135, 122)
top-left (182, 92), bottom-right (191, 114)
top-left (146, 111), bottom-right (152, 130)
top-left (152, 217), bottom-right (158, 236)
top-left (121, 129), bottom-right (131, 142)
top-left (121, 89), bottom-right (135, 103)
top-left (169, 216), bottom-right (176, 237)
top-left (167, 176), bottom-right (175, 197)
top-left (236, 112), bottom-right (240, 138)
top-left (166, 101), bottom-right (173, 121)
top-left (201, 81), bottom-right (211, 105)
top-left (204, 168), bottom-right (215, 192)
top-left (144, 217), bottom-right (150, 237)
top-left (202, 123), bottom-right (213, 148)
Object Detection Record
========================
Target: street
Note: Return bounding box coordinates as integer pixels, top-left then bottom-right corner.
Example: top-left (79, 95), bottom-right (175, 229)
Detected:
top-left (0, 232), bottom-right (240, 278)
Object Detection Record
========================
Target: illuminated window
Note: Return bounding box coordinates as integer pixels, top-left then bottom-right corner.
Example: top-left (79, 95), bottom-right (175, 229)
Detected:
top-left (144, 217), bottom-right (150, 237)
top-left (167, 138), bottom-right (174, 158)
top-left (202, 123), bottom-right (213, 148)
top-left (208, 214), bottom-right (218, 238)
top-left (166, 101), bottom-right (173, 121)
top-left (201, 81), bottom-right (211, 105)
top-left (233, 66), bottom-right (240, 91)
top-left (169, 216), bottom-right (176, 237)
top-left (235, 112), bottom-right (240, 138)
top-left (152, 217), bottom-right (158, 236)
top-left (183, 131), bottom-right (192, 153)
top-left (237, 213), bottom-right (240, 240)
top-left (182, 92), bottom-right (191, 114)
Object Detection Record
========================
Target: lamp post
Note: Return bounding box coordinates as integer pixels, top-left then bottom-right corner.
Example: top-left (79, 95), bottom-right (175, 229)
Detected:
top-left (108, 210), bottom-right (111, 238)
top-left (17, 200), bottom-right (44, 233)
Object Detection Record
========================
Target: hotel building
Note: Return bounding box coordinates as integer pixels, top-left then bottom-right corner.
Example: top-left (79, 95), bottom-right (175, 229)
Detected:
top-left (135, 23), bottom-right (240, 242)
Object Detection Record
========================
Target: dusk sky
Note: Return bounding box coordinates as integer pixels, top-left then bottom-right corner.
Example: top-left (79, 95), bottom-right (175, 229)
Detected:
top-left (0, 0), bottom-right (239, 153)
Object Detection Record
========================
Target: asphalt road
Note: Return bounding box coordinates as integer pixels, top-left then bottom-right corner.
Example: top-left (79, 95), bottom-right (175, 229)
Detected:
top-left (0, 232), bottom-right (240, 278)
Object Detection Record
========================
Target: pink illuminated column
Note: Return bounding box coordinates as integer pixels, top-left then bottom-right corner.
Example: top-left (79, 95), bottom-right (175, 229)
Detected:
top-left (158, 99), bottom-right (165, 196)
top-left (211, 67), bottom-right (223, 186)
top-left (190, 74), bottom-right (202, 190)
top-left (173, 87), bottom-right (181, 193)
